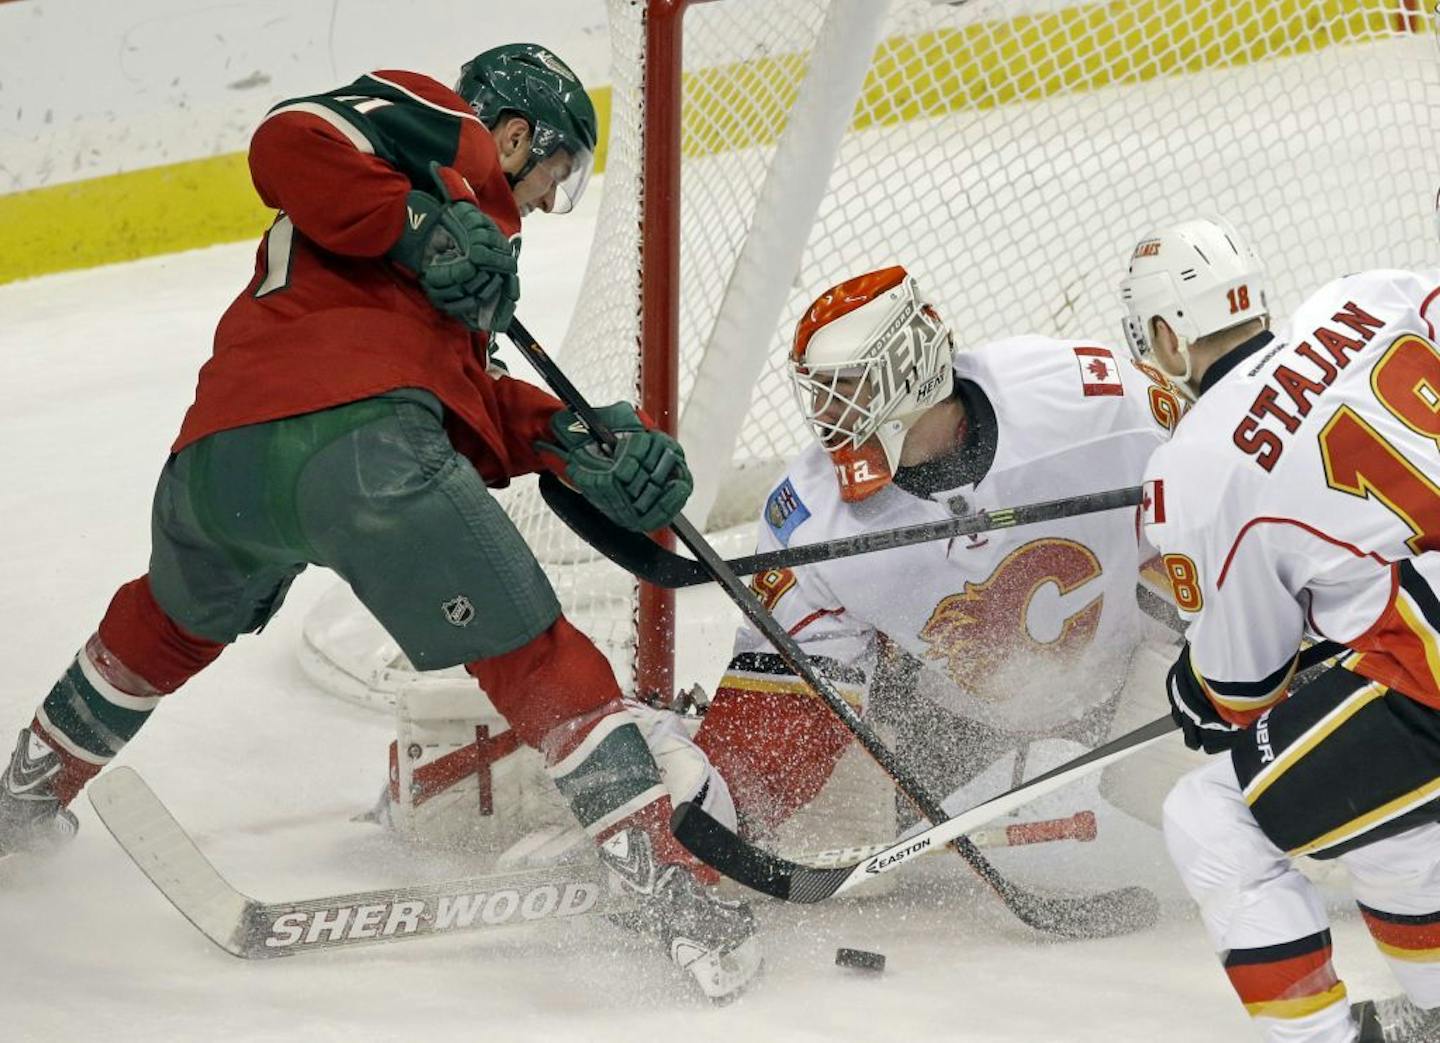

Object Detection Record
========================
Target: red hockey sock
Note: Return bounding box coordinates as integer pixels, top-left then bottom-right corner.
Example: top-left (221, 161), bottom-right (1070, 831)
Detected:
top-left (464, 614), bottom-right (624, 752)
top-left (1222, 930), bottom-right (1348, 1027)
top-left (33, 576), bottom-right (226, 805)
top-left (97, 577), bottom-right (227, 694)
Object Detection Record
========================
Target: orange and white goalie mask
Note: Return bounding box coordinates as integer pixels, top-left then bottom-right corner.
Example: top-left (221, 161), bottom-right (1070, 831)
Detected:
top-left (790, 266), bottom-right (955, 501)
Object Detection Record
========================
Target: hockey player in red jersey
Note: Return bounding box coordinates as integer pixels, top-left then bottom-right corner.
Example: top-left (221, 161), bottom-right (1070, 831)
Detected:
top-left (1129, 218), bottom-right (1440, 1041)
top-left (690, 265), bottom-right (1189, 869)
top-left (0, 44), bottom-right (759, 999)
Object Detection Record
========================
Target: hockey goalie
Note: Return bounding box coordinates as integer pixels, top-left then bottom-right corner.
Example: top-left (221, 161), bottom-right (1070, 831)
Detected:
top-left (686, 266), bottom-right (1200, 896)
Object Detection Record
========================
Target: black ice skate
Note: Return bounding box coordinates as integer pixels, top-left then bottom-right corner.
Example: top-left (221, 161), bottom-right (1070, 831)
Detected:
top-left (598, 827), bottom-right (763, 1002)
top-left (1355, 995), bottom-right (1440, 1042)
top-left (0, 728), bottom-right (79, 858)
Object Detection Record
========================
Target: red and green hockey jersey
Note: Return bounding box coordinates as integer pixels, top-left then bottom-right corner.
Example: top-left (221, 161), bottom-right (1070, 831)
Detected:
top-left (173, 69), bottom-right (562, 485)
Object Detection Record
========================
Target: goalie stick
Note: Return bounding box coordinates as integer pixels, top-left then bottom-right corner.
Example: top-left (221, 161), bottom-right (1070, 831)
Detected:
top-left (802, 810), bottom-right (1097, 869)
top-left (89, 766), bottom-right (1095, 959)
top-left (88, 767), bottom-right (629, 959)
top-left (506, 318), bottom-right (1150, 940)
top-left (537, 469), bottom-right (1142, 589)
top-left (671, 639), bottom-right (1347, 904)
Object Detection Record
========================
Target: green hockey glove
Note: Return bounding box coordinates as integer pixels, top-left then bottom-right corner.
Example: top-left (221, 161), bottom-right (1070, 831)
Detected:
top-left (387, 161), bottom-right (520, 333)
top-left (535, 403), bottom-right (693, 533)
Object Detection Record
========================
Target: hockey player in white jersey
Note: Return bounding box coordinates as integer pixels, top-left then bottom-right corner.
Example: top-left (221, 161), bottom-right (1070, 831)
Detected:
top-left (1128, 218), bottom-right (1440, 1042)
top-left (690, 265), bottom-right (1187, 867)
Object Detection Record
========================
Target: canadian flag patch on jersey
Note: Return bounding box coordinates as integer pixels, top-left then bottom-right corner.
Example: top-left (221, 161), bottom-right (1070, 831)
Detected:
top-left (1074, 346), bottom-right (1124, 397)
top-left (1141, 478), bottom-right (1166, 526)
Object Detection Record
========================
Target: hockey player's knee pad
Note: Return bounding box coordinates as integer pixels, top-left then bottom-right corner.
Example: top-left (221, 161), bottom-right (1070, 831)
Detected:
top-left (1162, 759), bottom-right (1268, 889)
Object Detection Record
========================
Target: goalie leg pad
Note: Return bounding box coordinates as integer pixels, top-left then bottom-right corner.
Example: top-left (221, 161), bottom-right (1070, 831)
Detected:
top-left (1099, 639), bottom-right (1205, 829)
top-left (694, 685), bottom-right (852, 835)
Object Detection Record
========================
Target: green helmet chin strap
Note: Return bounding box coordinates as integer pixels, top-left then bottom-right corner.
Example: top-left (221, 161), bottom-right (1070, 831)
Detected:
top-left (456, 43), bottom-right (599, 213)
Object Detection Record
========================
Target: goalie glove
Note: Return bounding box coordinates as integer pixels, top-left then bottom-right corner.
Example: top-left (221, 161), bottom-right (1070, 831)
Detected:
top-left (1167, 644), bottom-right (1241, 754)
top-left (387, 161), bottom-right (520, 333)
top-left (534, 403), bottom-right (693, 533)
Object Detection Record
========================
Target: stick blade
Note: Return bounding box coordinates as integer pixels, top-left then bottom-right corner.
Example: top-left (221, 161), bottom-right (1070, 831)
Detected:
top-left (89, 767), bottom-right (255, 957)
top-left (538, 473), bottom-right (669, 576)
top-left (672, 801), bottom-right (856, 902)
top-left (1019, 884), bottom-right (1162, 940)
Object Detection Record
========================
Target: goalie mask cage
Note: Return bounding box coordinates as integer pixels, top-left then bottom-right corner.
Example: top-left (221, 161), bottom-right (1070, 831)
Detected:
top-left (498, 0), bottom-right (1438, 703)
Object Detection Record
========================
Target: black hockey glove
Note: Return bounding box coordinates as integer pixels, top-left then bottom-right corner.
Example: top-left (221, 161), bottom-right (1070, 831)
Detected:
top-left (387, 161), bottom-right (520, 334)
top-left (1168, 644), bottom-right (1241, 754)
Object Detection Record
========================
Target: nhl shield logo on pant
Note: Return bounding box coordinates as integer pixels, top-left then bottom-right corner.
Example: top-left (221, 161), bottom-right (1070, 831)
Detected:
top-left (442, 595), bottom-right (475, 627)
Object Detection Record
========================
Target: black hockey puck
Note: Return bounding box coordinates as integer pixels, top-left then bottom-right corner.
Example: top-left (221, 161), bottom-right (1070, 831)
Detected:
top-left (835, 947), bottom-right (886, 973)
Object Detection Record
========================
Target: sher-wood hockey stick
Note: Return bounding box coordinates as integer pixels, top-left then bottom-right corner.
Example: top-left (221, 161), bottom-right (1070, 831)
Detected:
top-left (507, 318), bottom-right (1153, 940)
top-left (90, 766), bottom-right (1097, 960)
top-left (538, 470), bottom-right (1143, 589)
top-left (88, 767), bottom-right (630, 958)
top-left (672, 639), bottom-right (1348, 903)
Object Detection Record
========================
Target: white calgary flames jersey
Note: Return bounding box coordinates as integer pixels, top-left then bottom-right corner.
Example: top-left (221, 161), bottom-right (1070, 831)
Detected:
top-left (1142, 268), bottom-right (1440, 721)
top-left (725, 335), bottom-right (1179, 734)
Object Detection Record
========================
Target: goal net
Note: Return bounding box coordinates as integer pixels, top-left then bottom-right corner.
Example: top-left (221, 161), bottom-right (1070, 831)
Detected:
top-left (495, 0), bottom-right (1440, 702)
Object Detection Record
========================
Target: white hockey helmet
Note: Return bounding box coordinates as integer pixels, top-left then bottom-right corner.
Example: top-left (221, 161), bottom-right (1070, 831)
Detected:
top-left (1119, 218), bottom-right (1269, 398)
top-left (790, 266), bottom-right (955, 501)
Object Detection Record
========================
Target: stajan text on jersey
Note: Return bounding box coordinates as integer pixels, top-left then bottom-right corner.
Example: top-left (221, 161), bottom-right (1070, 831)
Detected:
top-left (1232, 301), bottom-right (1386, 471)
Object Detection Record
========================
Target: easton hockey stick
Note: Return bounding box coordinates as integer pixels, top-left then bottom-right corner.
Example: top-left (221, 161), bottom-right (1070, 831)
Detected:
top-left (672, 639), bottom-right (1348, 903)
top-left (802, 810), bottom-right (1097, 869)
top-left (538, 470), bottom-right (1143, 589)
top-left (88, 767), bottom-right (629, 958)
top-left (507, 317), bottom-right (1153, 940)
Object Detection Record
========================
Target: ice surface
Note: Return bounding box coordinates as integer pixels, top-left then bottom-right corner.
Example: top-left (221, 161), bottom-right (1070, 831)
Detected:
top-left (0, 193), bottom-right (1405, 1043)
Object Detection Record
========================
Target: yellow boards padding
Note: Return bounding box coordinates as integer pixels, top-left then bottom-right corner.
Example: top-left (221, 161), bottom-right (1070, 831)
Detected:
top-left (0, 2), bottom-right (1416, 284)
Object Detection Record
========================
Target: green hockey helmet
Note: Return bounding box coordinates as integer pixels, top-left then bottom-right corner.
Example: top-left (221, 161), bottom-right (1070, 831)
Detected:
top-left (456, 43), bottom-right (598, 214)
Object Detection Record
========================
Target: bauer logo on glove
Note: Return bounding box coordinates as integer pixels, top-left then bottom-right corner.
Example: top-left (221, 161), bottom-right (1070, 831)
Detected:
top-left (534, 403), bottom-right (694, 533)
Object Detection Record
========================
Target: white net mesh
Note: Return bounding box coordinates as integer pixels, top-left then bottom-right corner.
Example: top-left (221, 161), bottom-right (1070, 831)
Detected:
top-left (505, 0), bottom-right (1440, 692)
